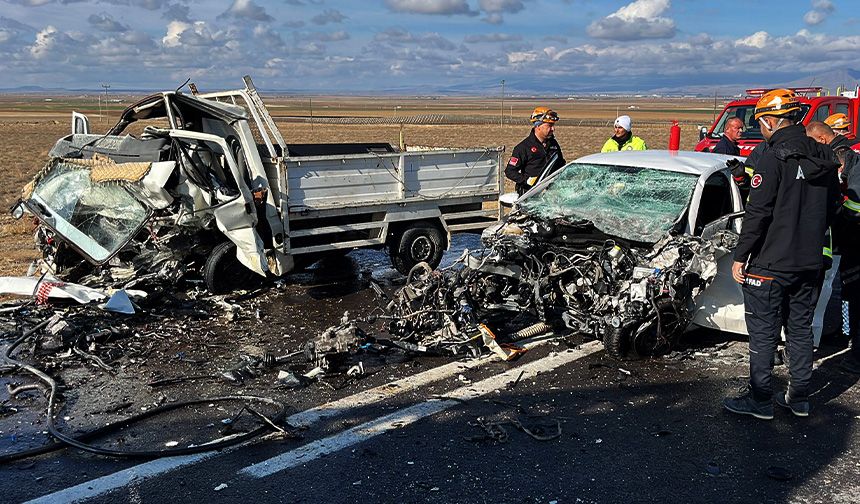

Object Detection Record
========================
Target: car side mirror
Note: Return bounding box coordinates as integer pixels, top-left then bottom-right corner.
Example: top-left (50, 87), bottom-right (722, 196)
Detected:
top-left (10, 201), bottom-right (25, 220)
top-left (698, 126), bottom-right (707, 141)
top-left (499, 192), bottom-right (518, 208)
top-left (698, 210), bottom-right (745, 240)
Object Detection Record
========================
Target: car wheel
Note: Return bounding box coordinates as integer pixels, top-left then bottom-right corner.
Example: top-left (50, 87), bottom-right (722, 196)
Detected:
top-left (632, 300), bottom-right (685, 357)
top-left (603, 323), bottom-right (629, 358)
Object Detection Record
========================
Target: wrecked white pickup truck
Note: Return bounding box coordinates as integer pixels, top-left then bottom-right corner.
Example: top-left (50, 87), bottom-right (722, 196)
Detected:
top-left (12, 77), bottom-right (503, 292)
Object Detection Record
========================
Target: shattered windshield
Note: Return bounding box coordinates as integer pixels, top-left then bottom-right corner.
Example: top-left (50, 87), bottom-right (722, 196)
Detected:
top-left (28, 161), bottom-right (149, 263)
top-left (519, 163), bottom-right (697, 243)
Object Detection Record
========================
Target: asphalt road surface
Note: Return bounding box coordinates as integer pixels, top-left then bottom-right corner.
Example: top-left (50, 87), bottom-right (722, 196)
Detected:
top-left (3, 236), bottom-right (860, 504)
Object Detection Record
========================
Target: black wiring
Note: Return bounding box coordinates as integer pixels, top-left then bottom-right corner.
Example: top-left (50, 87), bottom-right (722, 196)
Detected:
top-left (175, 77), bottom-right (192, 95)
top-left (0, 319), bottom-right (288, 462)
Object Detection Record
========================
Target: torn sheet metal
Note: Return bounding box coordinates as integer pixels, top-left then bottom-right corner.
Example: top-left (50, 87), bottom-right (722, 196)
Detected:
top-left (13, 87), bottom-right (284, 292)
top-left (0, 276), bottom-right (145, 305)
top-left (368, 208), bottom-right (734, 358)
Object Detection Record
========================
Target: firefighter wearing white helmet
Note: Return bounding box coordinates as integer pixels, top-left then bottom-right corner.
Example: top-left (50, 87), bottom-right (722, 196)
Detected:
top-left (724, 89), bottom-right (841, 420)
top-left (505, 107), bottom-right (566, 196)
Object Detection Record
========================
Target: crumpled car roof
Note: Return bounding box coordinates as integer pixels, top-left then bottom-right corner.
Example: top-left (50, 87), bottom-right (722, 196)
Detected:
top-left (573, 149), bottom-right (743, 177)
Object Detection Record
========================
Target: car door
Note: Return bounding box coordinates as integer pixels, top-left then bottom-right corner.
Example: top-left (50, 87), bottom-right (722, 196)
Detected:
top-left (689, 170), bottom-right (748, 335)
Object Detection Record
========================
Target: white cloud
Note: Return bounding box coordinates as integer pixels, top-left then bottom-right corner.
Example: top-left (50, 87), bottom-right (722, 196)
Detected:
top-left (735, 31), bottom-right (769, 49)
top-left (87, 13), bottom-right (129, 32)
top-left (311, 9), bottom-right (347, 25)
top-left (384, 0), bottom-right (477, 16)
top-left (218, 0), bottom-right (273, 22)
top-left (163, 3), bottom-right (191, 22)
top-left (308, 30), bottom-right (350, 42)
top-left (483, 13), bottom-right (503, 24)
top-left (464, 33), bottom-right (522, 43)
top-left (507, 51), bottom-right (537, 64)
top-left (587, 0), bottom-right (676, 41)
top-left (162, 20), bottom-right (189, 47)
top-left (8, 0), bottom-right (55, 6)
top-left (30, 25), bottom-right (58, 58)
top-left (479, 0), bottom-right (524, 23)
top-left (479, 0), bottom-right (524, 11)
top-left (99, 0), bottom-right (171, 10)
top-left (253, 25), bottom-right (286, 50)
top-left (804, 0), bottom-right (835, 26)
top-left (374, 28), bottom-right (458, 50)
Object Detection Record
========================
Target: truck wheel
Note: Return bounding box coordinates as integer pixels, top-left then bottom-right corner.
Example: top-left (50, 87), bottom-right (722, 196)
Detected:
top-left (204, 241), bottom-right (264, 294)
top-left (291, 250), bottom-right (349, 272)
top-left (390, 223), bottom-right (445, 275)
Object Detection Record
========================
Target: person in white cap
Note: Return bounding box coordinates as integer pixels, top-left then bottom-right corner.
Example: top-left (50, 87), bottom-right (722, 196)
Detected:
top-left (601, 115), bottom-right (647, 152)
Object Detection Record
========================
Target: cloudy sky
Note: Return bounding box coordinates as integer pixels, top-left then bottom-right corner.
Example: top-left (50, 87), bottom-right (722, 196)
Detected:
top-left (0, 0), bottom-right (855, 92)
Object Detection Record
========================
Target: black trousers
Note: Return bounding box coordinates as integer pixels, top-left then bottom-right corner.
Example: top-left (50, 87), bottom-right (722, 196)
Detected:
top-left (840, 253), bottom-right (860, 359)
top-left (743, 266), bottom-right (820, 401)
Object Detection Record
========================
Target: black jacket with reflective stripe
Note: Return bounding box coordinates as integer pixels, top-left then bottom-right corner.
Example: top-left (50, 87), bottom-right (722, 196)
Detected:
top-left (734, 124), bottom-right (841, 271)
top-left (505, 130), bottom-right (565, 193)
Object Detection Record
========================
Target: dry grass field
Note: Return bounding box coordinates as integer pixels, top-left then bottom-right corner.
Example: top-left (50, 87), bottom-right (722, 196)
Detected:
top-left (0, 93), bottom-right (720, 277)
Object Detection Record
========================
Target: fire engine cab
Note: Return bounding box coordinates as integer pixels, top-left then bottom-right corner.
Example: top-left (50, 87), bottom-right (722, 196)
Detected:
top-left (694, 86), bottom-right (860, 155)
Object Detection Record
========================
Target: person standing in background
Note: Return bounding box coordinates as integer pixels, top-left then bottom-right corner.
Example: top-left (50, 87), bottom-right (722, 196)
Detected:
top-left (601, 115), bottom-right (646, 152)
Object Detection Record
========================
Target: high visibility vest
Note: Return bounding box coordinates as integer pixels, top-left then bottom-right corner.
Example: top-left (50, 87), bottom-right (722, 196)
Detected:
top-left (601, 135), bottom-right (647, 152)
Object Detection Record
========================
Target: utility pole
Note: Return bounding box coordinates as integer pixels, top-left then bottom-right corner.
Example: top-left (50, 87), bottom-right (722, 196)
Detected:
top-left (309, 97), bottom-right (314, 134)
top-left (712, 89), bottom-right (717, 123)
top-left (101, 83), bottom-right (110, 127)
top-left (500, 79), bottom-right (505, 126)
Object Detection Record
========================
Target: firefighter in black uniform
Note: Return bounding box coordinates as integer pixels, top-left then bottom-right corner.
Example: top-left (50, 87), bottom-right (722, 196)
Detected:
top-left (505, 107), bottom-right (566, 196)
top-left (837, 143), bottom-right (860, 373)
top-left (724, 89), bottom-right (841, 419)
top-left (806, 121), bottom-right (860, 373)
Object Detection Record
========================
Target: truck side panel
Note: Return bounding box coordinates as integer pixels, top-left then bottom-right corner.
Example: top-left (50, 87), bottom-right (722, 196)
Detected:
top-left (283, 148), bottom-right (501, 211)
top-left (402, 150), bottom-right (499, 199)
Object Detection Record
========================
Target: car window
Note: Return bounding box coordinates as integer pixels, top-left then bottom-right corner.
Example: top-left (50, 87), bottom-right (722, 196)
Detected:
top-left (714, 104), bottom-right (811, 141)
top-left (713, 105), bottom-right (755, 138)
top-left (519, 163), bottom-right (698, 243)
top-left (836, 102), bottom-right (849, 118)
top-left (695, 172), bottom-right (733, 235)
top-left (811, 105), bottom-right (831, 123)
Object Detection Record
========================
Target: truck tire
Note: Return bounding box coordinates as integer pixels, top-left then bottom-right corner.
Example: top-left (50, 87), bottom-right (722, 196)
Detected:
top-left (390, 223), bottom-right (445, 275)
top-left (291, 250), bottom-right (350, 272)
top-left (204, 241), bottom-right (264, 294)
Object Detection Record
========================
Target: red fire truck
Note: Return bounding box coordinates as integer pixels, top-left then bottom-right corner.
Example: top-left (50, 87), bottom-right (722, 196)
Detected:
top-left (694, 87), bottom-right (860, 155)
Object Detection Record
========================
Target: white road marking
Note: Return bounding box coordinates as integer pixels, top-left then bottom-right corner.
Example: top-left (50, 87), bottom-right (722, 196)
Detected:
top-left (241, 341), bottom-right (602, 478)
top-left (288, 336), bottom-right (555, 428)
top-left (23, 336), bottom-right (566, 504)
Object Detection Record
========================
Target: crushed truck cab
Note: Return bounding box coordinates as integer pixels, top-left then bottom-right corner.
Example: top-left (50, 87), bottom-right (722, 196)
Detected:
top-left (14, 77), bottom-right (504, 292)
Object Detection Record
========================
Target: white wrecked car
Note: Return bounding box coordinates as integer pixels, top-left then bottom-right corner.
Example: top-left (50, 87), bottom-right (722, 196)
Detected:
top-left (383, 150), bottom-right (749, 357)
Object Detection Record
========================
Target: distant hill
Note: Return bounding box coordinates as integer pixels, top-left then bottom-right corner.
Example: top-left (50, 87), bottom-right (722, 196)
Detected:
top-left (784, 68), bottom-right (860, 94)
top-left (3, 68), bottom-right (860, 97)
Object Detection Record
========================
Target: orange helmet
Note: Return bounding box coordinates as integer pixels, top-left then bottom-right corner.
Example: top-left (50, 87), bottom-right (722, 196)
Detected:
top-left (825, 113), bottom-right (851, 130)
top-left (530, 107), bottom-right (559, 125)
top-left (754, 89), bottom-right (800, 120)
